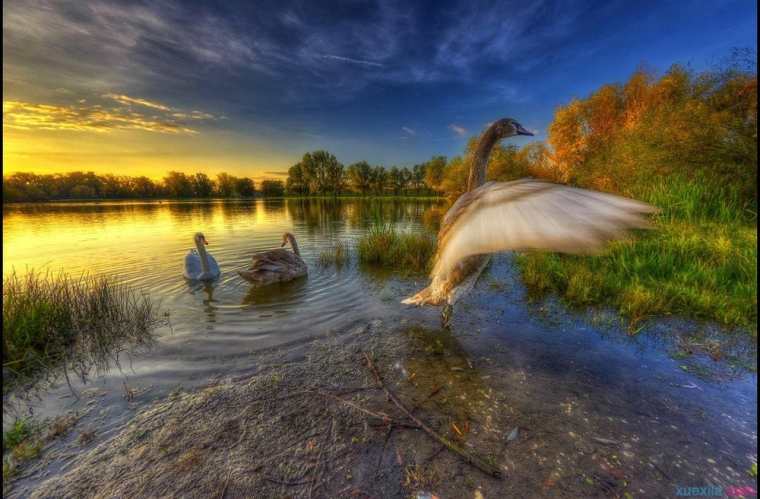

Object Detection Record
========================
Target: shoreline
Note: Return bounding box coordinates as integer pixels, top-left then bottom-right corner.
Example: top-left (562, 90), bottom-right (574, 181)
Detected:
top-left (4, 274), bottom-right (757, 497)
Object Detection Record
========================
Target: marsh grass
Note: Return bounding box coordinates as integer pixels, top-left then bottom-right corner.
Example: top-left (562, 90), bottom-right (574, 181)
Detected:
top-left (318, 240), bottom-right (349, 267)
top-left (517, 175), bottom-right (757, 332)
top-left (357, 224), bottom-right (436, 274)
top-left (2, 270), bottom-right (160, 393)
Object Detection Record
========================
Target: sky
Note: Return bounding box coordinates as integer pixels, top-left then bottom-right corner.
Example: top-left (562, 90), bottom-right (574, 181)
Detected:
top-left (2, 0), bottom-right (757, 181)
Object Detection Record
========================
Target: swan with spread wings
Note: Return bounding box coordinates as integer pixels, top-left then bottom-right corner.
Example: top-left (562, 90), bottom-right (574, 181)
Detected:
top-left (402, 118), bottom-right (658, 326)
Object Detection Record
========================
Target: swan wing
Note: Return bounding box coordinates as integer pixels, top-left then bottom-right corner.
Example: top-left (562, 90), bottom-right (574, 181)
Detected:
top-left (206, 253), bottom-right (221, 277)
top-left (432, 179), bottom-right (658, 280)
top-left (184, 250), bottom-right (202, 279)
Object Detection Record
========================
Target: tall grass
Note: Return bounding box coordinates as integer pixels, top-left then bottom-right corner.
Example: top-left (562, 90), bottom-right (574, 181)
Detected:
top-left (3, 271), bottom-right (159, 392)
top-left (318, 240), bottom-right (349, 267)
top-left (517, 176), bottom-right (757, 332)
top-left (357, 224), bottom-right (436, 274)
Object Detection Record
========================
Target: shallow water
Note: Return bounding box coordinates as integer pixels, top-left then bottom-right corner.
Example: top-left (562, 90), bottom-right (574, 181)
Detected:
top-left (3, 199), bottom-right (757, 496)
top-left (3, 199), bottom-right (441, 344)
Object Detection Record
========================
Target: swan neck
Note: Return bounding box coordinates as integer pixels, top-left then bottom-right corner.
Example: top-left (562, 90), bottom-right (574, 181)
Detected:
top-left (195, 238), bottom-right (210, 274)
top-left (288, 235), bottom-right (300, 257)
top-left (466, 126), bottom-right (500, 192)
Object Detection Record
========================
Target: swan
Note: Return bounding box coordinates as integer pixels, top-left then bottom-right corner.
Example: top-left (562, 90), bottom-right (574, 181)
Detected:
top-left (184, 232), bottom-right (220, 281)
top-left (238, 232), bottom-right (308, 287)
top-left (402, 118), bottom-right (658, 326)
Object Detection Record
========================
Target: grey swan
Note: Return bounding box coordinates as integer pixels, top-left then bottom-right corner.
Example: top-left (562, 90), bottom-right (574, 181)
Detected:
top-left (238, 232), bottom-right (308, 287)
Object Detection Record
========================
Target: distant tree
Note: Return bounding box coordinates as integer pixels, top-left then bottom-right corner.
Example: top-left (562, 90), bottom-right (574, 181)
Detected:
top-left (216, 173), bottom-right (237, 197)
top-left (411, 164), bottom-right (426, 193)
top-left (423, 156), bottom-right (446, 193)
top-left (192, 173), bottom-right (215, 198)
top-left (235, 177), bottom-right (256, 197)
top-left (69, 184), bottom-right (97, 199)
top-left (388, 167), bottom-right (403, 195)
top-left (286, 163), bottom-right (308, 195)
top-left (370, 166), bottom-right (387, 195)
top-left (261, 180), bottom-right (285, 197)
top-left (131, 176), bottom-right (160, 198)
top-left (346, 161), bottom-right (372, 195)
top-left (327, 161), bottom-right (345, 195)
top-left (163, 171), bottom-right (194, 198)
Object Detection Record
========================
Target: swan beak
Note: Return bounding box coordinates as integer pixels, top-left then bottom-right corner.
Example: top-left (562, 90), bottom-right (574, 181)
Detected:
top-left (516, 124), bottom-right (534, 136)
top-left (202, 236), bottom-right (209, 245)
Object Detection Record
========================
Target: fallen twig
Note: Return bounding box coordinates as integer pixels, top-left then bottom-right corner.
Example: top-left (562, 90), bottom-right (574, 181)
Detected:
top-left (317, 389), bottom-right (419, 429)
top-left (362, 353), bottom-right (503, 479)
top-left (264, 476), bottom-right (311, 486)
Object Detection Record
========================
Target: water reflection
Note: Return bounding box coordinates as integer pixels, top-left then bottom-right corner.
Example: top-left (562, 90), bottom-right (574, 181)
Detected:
top-left (3, 198), bottom-right (446, 347)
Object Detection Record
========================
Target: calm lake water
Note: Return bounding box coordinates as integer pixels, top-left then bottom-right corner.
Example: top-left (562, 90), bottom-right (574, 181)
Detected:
top-left (3, 198), bottom-right (444, 347)
top-left (3, 199), bottom-right (757, 496)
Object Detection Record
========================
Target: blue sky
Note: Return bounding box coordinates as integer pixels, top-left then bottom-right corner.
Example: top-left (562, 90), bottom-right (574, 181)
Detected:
top-left (2, 0), bottom-right (757, 178)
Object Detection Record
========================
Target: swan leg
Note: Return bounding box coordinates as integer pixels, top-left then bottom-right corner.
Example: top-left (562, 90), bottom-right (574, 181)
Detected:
top-left (441, 303), bottom-right (453, 329)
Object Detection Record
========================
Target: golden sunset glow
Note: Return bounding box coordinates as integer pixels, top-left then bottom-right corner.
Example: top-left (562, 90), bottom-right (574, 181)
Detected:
top-left (2, 95), bottom-right (295, 179)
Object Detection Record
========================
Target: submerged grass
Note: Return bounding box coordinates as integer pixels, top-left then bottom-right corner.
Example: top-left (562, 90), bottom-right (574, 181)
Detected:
top-left (516, 175), bottom-right (757, 333)
top-left (2, 270), bottom-right (160, 392)
top-left (357, 224), bottom-right (436, 274)
top-left (318, 240), bottom-right (349, 267)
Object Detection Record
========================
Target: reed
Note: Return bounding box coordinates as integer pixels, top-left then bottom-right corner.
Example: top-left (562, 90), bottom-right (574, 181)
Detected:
top-left (318, 240), bottom-right (349, 267)
top-left (357, 224), bottom-right (436, 274)
top-left (2, 270), bottom-right (159, 392)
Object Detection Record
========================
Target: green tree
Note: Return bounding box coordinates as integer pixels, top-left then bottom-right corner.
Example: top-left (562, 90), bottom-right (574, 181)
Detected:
top-left (192, 173), bottom-right (215, 198)
top-left (261, 180), bottom-right (285, 197)
top-left (235, 177), bottom-right (256, 197)
top-left (286, 163), bottom-right (308, 195)
top-left (163, 171), bottom-right (194, 198)
top-left (346, 161), bottom-right (372, 194)
top-left (216, 173), bottom-right (237, 197)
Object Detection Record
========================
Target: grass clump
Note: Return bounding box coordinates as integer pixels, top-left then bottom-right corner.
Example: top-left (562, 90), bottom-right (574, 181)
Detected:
top-left (3, 418), bottom-right (42, 483)
top-left (357, 224), bottom-right (436, 274)
top-left (2, 270), bottom-right (159, 392)
top-left (318, 240), bottom-right (349, 267)
top-left (516, 176), bottom-right (757, 332)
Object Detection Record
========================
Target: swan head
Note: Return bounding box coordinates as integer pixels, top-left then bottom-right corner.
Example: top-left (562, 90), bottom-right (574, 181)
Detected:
top-left (491, 118), bottom-right (534, 139)
top-left (280, 232), bottom-right (294, 247)
top-left (194, 232), bottom-right (209, 246)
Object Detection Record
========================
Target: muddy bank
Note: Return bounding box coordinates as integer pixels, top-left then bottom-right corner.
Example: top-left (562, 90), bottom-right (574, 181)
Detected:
top-left (6, 308), bottom-right (757, 498)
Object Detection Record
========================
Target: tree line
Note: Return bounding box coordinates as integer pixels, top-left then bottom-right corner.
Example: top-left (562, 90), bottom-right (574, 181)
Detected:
top-left (2, 171), bottom-right (286, 202)
top-left (285, 151), bottom-right (435, 196)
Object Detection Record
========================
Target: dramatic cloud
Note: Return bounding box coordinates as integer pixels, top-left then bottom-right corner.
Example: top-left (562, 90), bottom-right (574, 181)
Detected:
top-left (3, 0), bottom-right (754, 172)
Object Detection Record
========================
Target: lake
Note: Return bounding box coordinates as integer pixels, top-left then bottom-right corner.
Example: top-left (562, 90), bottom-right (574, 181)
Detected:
top-left (3, 199), bottom-right (757, 496)
top-left (3, 198), bottom-right (444, 347)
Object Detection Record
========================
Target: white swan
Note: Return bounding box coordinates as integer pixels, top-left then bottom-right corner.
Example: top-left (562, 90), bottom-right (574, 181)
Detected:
top-left (184, 232), bottom-right (220, 281)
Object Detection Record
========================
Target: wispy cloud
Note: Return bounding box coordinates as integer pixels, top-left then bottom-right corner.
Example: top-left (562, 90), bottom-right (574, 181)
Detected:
top-left (401, 126), bottom-right (416, 136)
top-left (448, 124), bottom-right (467, 137)
top-left (321, 55), bottom-right (384, 68)
top-left (263, 170), bottom-right (289, 176)
top-left (105, 94), bottom-right (172, 111)
top-left (3, 96), bottom-right (216, 134)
